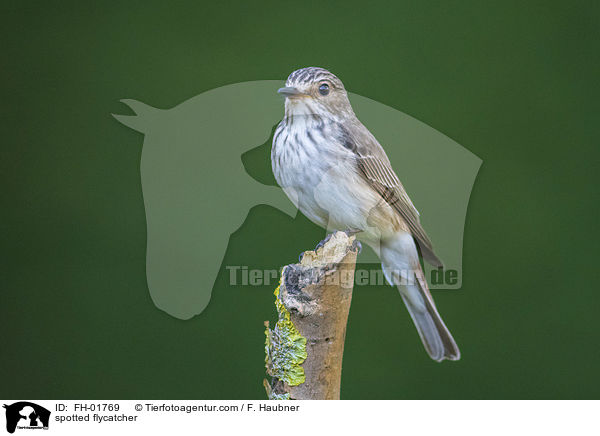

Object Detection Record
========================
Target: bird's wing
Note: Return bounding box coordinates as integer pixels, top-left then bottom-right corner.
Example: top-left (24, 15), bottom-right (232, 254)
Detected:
top-left (349, 131), bottom-right (443, 268)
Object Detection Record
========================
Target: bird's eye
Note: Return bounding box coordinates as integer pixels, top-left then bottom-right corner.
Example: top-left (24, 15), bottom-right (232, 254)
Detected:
top-left (318, 83), bottom-right (330, 96)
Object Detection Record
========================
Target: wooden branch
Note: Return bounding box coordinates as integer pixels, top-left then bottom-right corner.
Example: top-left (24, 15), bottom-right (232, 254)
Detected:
top-left (264, 231), bottom-right (360, 400)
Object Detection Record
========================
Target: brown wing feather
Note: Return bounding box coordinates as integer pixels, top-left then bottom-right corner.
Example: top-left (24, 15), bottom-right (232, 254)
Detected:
top-left (333, 117), bottom-right (443, 267)
top-left (356, 155), bottom-right (444, 268)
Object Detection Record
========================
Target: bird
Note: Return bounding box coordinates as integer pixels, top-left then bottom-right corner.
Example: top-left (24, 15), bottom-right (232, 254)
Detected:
top-left (271, 67), bottom-right (460, 362)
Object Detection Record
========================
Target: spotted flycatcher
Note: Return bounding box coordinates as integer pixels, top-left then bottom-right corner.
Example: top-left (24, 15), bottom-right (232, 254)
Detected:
top-left (272, 67), bottom-right (460, 361)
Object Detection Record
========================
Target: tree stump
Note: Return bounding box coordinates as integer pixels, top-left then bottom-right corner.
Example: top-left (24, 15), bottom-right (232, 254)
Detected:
top-left (264, 231), bottom-right (360, 400)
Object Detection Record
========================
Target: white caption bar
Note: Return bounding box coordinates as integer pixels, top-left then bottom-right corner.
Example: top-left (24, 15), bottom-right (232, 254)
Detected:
top-left (1, 400), bottom-right (596, 435)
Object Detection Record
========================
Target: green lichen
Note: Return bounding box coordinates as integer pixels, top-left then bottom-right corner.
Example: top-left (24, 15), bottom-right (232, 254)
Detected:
top-left (264, 281), bottom-right (307, 393)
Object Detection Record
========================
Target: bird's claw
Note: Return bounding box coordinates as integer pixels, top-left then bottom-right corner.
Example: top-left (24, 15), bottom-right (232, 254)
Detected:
top-left (344, 228), bottom-right (362, 237)
top-left (343, 228), bottom-right (362, 253)
top-left (313, 231), bottom-right (362, 254)
top-left (314, 233), bottom-right (334, 252)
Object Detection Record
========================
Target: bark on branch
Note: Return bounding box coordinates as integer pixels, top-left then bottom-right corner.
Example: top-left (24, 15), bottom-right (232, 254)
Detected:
top-left (264, 231), bottom-right (360, 400)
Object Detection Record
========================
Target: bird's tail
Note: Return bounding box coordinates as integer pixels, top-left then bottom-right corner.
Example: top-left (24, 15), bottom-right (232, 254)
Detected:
top-left (380, 235), bottom-right (460, 362)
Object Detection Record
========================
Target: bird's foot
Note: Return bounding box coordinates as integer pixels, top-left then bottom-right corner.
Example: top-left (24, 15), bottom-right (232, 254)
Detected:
top-left (314, 233), bottom-right (334, 252)
top-left (344, 227), bottom-right (362, 237)
top-left (313, 230), bottom-right (363, 255)
top-left (343, 228), bottom-right (362, 253)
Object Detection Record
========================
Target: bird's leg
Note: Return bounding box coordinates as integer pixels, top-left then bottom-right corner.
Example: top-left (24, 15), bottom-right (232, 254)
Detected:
top-left (313, 227), bottom-right (364, 254)
top-left (344, 227), bottom-right (363, 253)
top-left (344, 227), bottom-right (362, 237)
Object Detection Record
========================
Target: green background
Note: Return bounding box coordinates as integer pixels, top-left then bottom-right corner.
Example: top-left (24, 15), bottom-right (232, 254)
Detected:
top-left (2, 1), bottom-right (598, 399)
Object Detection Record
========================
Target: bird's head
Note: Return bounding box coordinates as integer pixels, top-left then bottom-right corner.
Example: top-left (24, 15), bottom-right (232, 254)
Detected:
top-left (278, 67), bottom-right (354, 120)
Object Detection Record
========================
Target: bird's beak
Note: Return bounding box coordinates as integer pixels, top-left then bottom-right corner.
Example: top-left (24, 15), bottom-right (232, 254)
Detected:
top-left (277, 86), bottom-right (305, 98)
